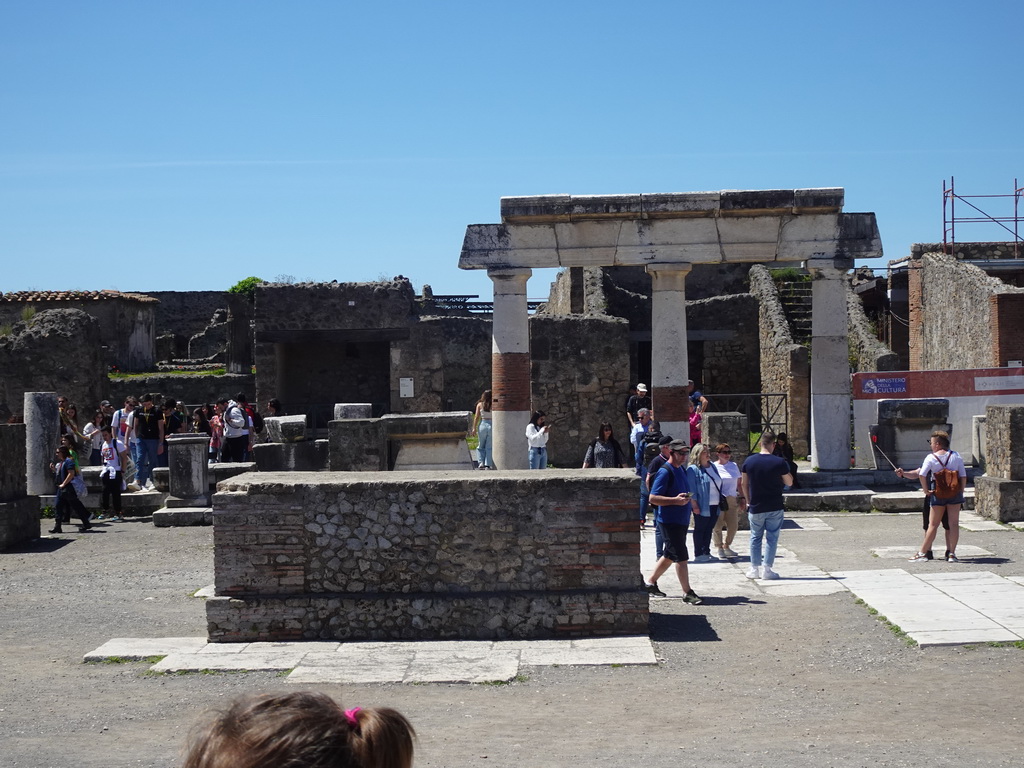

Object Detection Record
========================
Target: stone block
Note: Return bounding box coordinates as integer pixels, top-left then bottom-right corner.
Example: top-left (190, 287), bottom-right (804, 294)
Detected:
top-left (975, 476), bottom-right (1024, 522)
top-left (265, 414), bottom-right (307, 443)
top-left (380, 411), bottom-right (471, 437)
top-left (334, 403), bottom-right (372, 420)
top-left (984, 405), bottom-right (1024, 480)
top-left (391, 438), bottom-right (473, 471)
top-left (253, 441), bottom-right (329, 472)
top-left (151, 467), bottom-right (170, 493)
top-left (24, 393), bottom-right (59, 496)
top-left (701, 412), bottom-right (748, 467)
top-left (329, 419), bottom-right (384, 471)
top-left (166, 433), bottom-right (210, 507)
top-left (0, 497), bottom-right (39, 551)
top-left (153, 506), bottom-right (212, 527)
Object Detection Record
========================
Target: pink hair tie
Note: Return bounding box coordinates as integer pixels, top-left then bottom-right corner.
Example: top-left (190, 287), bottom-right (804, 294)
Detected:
top-left (344, 707), bottom-right (362, 726)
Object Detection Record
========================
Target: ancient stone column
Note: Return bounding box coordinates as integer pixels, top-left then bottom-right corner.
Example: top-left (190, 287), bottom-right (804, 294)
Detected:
top-left (647, 263), bottom-right (692, 444)
top-left (489, 267), bottom-right (532, 470)
top-left (806, 257), bottom-right (853, 470)
top-left (166, 434), bottom-right (211, 508)
top-left (23, 392), bottom-right (59, 496)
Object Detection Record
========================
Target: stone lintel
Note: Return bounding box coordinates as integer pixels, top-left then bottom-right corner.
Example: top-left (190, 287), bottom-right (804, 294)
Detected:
top-left (498, 188), bottom-right (844, 223)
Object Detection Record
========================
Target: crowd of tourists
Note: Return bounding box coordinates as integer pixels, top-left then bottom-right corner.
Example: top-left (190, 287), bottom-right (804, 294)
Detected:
top-left (48, 392), bottom-right (280, 531)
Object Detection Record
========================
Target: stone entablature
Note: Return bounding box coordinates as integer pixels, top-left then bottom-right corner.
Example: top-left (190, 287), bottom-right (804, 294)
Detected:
top-left (206, 470), bottom-right (646, 641)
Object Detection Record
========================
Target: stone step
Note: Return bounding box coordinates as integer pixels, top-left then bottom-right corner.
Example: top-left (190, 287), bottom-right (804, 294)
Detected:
top-left (153, 506), bottom-right (212, 527)
top-left (784, 487), bottom-right (874, 512)
top-left (871, 487), bottom-right (975, 513)
top-left (39, 488), bottom-right (168, 516)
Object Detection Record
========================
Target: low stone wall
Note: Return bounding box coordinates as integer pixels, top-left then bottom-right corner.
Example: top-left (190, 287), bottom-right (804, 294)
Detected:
top-left (976, 405), bottom-right (1024, 522)
top-left (106, 373), bottom-right (256, 408)
top-left (0, 424), bottom-right (38, 551)
top-left (206, 470), bottom-right (646, 642)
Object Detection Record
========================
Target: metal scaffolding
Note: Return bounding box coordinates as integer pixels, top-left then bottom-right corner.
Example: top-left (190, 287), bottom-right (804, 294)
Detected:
top-left (943, 176), bottom-right (1024, 257)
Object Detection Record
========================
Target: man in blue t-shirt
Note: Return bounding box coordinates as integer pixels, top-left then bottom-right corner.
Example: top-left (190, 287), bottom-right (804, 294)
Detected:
top-left (642, 440), bottom-right (703, 605)
top-left (740, 431), bottom-right (794, 581)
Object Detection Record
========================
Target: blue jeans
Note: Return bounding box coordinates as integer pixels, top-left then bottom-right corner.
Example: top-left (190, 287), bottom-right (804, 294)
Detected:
top-left (748, 508), bottom-right (785, 568)
top-left (654, 519), bottom-right (665, 559)
top-left (639, 477), bottom-right (649, 522)
top-left (136, 439), bottom-right (160, 486)
top-left (477, 420), bottom-right (493, 468)
top-left (692, 506), bottom-right (720, 558)
top-left (529, 446), bottom-right (547, 469)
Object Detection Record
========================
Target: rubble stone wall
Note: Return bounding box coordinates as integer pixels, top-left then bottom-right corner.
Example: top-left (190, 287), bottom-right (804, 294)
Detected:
top-left (207, 470), bottom-right (647, 641)
top-left (748, 265), bottom-right (810, 455)
top-left (529, 315), bottom-right (630, 467)
top-left (0, 424), bottom-right (37, 551)
top-left (848, 282), bottom-right (899, 372)
top-left (146, 290), bottom-right (228, 342)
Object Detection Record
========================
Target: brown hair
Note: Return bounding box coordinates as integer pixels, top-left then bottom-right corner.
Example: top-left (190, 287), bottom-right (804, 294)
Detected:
top-left (182, 692), bottom-right (414, 768)
top-left (715, 443), bottom-right (730, 454)
top-left (931, 430), bottom-right (950, 450)
top-left (478, 389), bottom-right (492, 411)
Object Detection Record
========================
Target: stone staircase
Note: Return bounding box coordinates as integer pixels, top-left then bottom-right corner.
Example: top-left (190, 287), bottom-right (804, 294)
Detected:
top-left (775, 279), bottom-right (812, 345)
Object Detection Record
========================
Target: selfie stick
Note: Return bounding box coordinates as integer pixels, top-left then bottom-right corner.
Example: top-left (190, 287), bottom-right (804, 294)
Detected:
top-left (870, 432), bottom-right (900, 472)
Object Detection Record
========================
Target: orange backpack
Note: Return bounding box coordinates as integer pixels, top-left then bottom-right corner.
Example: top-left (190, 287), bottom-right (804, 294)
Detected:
top-left (931, 453), bottom-right (960, 498)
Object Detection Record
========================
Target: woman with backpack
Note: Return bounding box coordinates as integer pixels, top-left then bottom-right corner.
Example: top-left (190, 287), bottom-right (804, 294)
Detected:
top-left (896, 430), bottom-right (967, 563)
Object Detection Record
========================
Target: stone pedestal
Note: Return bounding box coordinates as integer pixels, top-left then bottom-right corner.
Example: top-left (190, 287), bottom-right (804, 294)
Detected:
top-left (975, 476), bottom-right (1024, 522)
top-left (1, 423), bottom-right (37, 551)
top-left (972, 415), bottom-right (987, 470)
top-left (24, 392), bottom-right (59, 496)
top-left (647, 264), bottom-right (691, 444)
top-left (806, 258), bottom-right (853, 470)
top-left (334, 403), bottom-right (372, 420)
top-left (489, 268), bottom-right (532, 470)
top-left (165, 434), bottom-right (211, 508)
top-left (265, 414), bottom-right (307, 443)
top-left (702, 412), bottom-right (750, 467)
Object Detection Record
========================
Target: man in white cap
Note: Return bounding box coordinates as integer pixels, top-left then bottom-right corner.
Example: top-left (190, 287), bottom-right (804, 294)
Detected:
top-left (626, 383), bottom-right (652, 429)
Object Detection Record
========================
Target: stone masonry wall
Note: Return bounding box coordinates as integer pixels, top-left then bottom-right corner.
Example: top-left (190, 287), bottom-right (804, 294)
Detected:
top-left (106, 373), bottom-right (256, 409)
top-left (145, 290), bottom-right (228, 342)
top-left (748, 265), bottom-right (810, 455)
top-left (206, 470), bottom-right (647, 641)
top-left (848, 281), bottom-right (899, 372)
top-left (529, 315), bottom-right (630, 467)
top-left (914, 252), bottom-right (1024, 370)
top-left (688, 294), bottom-right (761, 395)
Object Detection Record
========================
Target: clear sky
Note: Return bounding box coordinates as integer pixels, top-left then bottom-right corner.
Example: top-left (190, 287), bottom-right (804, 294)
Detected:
top-left (2, 1), bottom-right (1022, 301)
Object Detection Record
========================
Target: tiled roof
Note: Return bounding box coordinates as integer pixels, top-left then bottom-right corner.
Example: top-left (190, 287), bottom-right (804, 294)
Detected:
top-left (0, 290), bottom-right (159, 304)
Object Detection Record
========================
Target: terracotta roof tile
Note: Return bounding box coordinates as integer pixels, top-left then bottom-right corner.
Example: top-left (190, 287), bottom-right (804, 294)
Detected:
top-left (0, 290), bottom-right (159, 304)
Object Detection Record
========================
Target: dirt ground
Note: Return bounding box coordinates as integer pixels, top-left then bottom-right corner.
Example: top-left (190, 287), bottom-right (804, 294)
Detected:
top-left (2, 513), bottom-right (1023, 768)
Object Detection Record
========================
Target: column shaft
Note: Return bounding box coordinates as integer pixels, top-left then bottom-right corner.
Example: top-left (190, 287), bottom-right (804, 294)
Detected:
top-left (24, 392), bottom-right (59, 496)
top-left (807, 258), bottom-right (852, 470)
top-left (647, 264), bottom-right (692, 444)
top-left (489, 268), bottom-right (532, 470)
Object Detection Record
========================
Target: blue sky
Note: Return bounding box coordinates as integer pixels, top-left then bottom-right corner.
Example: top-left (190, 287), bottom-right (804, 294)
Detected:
top-left (2, 1), bottom-right (1022, 300)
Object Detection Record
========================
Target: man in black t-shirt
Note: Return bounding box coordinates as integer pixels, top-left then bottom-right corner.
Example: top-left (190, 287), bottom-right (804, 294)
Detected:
top-left (740, 431), bottom-right (793, 581)
top-left (133, 394), bottom-right (163, 488)
top-left (626, 383), bottom-right (652, 429)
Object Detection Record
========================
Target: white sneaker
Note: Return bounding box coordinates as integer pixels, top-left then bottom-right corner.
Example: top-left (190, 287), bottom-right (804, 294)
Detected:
top-left (716, 548), bottom-right (728, 559)
top-left (761, 565), bottom-right (780, 580)
top-left (745, 566), bottom-right (761, 579)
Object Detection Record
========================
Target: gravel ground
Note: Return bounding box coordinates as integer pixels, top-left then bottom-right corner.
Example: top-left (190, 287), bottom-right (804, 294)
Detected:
top-left (2, 513), bottom-right (1024, 768)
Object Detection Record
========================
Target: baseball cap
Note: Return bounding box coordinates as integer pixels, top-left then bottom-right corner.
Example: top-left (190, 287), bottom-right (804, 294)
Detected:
top-left (637, 383), bottom-right (648, 392)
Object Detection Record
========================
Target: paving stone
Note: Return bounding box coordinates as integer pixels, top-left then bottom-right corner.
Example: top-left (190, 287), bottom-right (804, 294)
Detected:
top-left (151, 650), bottom-right (304, 673)
top-left (786, 517), bottom-right (835, 531)
top-left (196, 643), bottom-right (248, 654)
top-left (193, 584), bottom-right (216, 598)
top-left (403, 649), bottom-right (521, 683)
top-left (83, 637), bottom-right (207, 662)
top-left (152, 506), bottom-right (212, 527)
top-left (287, 651), bottom-right (411, 684)
top-left (870, 545), bottom-right (992, 559)
top-left (247, 641), bottom-right (341, 653)
top-left (909, 628), bottom-right (1020, 646)
top-left (959, 512), bottom-right (1009, 532)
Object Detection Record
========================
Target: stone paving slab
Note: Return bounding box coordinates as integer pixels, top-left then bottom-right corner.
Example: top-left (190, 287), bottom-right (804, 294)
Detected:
top-left (870, 545), bottom-right (993, 560)
top-left (85, 635), bottom-right (659, 682)
top-left (959, 512), bottom-right (1010, 532)
top-left (832, 568), bottom-right (1024, 646)
top-left (83, 637), bottom-right (208, 662)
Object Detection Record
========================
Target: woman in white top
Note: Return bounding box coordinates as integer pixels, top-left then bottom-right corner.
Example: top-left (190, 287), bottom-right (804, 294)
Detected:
top-left (712, 442), bottom-right (746, 559)
top-left (897, 430), bottom-right (967, 563)
top-left (470, 390), bottom-right (494, 470)
top-left (82, 410), bottom-right (106, 466)
top-left (525, 411), bottom-right (550, 470)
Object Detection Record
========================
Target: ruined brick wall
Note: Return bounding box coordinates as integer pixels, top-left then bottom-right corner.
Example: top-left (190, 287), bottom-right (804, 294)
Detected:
top-left (207, 471), bottom-right (647, 641)
top-left (912, 251), bottom-right (1022, 370)
top-left (106, 373), bottom-right (256, 410)
top-left (529, 315), bottom-right (630, 467)
top-left (848, 282), bottom-right (899, 372)
top-left (145, 290), bottom-right (228, 341)
top-left (688, 294), bottom-right (761, 395)
top-left (989, 293), bottom-right (1024, 367)
top-left (0, 309), bottom-right (106, 423)
top-left (748, 265), bottom-right (810, 455)
top-left (390, 316), bottom-right (491, 415)
top-left (542, 267), bottom-right (608, 316)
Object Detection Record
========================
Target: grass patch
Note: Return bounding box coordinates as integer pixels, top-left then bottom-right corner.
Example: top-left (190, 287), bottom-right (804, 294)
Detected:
top-left (88, 655), bottom-right (166, 665)
top-left (109, 368), bottom-right (226, 380)
top-left (466, 434), bottom-right (479, 451)
top-left (856, 598), bottom-right (916, 645)
top-left (478, 673), bottom-right (528, 686)
top-left (0, 323), bottom-right (12, 337)
top-left (985, 640), bottom-right (1024, 650)
top-left (40, 505), bottom-right (56, 519)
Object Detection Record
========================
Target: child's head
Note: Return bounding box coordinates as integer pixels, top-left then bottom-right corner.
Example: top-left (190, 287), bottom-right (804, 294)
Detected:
top-left (183, 691), bottom-right (414, 768)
